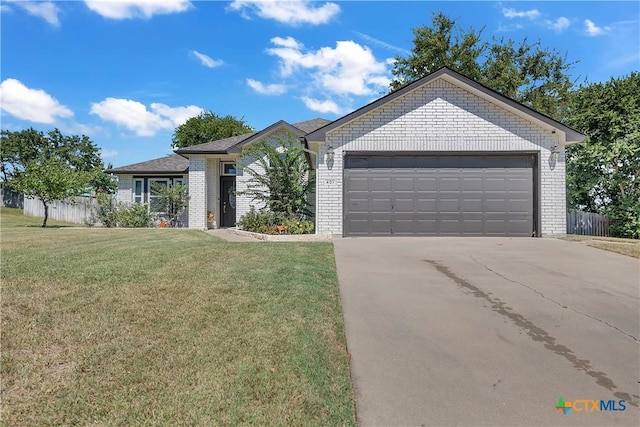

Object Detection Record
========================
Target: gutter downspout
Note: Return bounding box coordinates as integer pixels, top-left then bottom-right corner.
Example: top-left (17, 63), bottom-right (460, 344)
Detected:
top-left (300, 137), bottom-right (319, 235)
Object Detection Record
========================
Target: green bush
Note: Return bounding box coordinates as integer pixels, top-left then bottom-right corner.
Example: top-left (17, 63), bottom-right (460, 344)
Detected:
top-left (238, 207), bottom-right (314, 235)
top-left (280, 216), bottom-right (314, 234)
top-left (88, 193), bottom-right (119, 227)
top-left (238, 207), bottom-right (277, 234)
top-left (118, 203), bottom-right (152, 228)
top-left (607, 195), bottom-right (640, 239)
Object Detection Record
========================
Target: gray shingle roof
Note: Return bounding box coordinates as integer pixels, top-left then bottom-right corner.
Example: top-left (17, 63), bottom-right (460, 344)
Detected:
top-left (175, 118), bottom-right (332, 155)
top-left (292, 118), bottom-right (332, 134)
top-left (107, 154), bottom-right (189, 174)
top-left (174, 132), bottom-right (257, 154)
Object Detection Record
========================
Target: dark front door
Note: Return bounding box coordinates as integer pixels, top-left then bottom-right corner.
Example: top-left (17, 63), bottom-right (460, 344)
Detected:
top-left (221, 176), bottom-right (236, 227)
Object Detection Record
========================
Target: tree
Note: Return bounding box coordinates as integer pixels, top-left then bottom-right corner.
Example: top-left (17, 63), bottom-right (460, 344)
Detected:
top-left (239, 132), bottom-right (314, 221)
top-left (8, 157), bottom-right (93, 227)
top-left (390, 12), bottom-right (576, 120)
top-left (1, 128), bottom-right (115, 226)
top-left (172, 111), bottom-right (254, 148)
top-left (1, 128), bottom-right (116, 193)
top-left (565, 73), bottom-right (640, 238)
top-left (150, 182), bottom-right (189, 226)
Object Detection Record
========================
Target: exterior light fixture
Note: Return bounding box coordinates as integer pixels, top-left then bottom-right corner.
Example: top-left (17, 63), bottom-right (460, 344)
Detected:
top-left (326, 145), bottom-right (335, 163)
top-left (549, 143), bottom-right (560, 162)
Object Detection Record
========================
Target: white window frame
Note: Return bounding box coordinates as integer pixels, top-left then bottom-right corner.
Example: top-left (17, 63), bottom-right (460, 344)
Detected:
top-left (220, 162), bottom-right (237, 176)
top-left (133, 178), bottom-right (144, 204)
top-left (149, 178), bottom-right (170, 213)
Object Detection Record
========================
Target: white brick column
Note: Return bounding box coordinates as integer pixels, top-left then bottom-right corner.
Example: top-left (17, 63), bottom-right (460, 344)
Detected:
top-left (188, 156), bottom-right (207, 229)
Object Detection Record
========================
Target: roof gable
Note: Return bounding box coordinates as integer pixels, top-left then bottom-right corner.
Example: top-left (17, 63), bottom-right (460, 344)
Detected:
top-left (304, 67), bottom-right (584, 144)
top-left (175, 118), bottom-right (331, 155)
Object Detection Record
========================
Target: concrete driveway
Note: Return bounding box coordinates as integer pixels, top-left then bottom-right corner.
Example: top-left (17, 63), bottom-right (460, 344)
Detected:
top-left (334, 237), bottom-right (639, 426)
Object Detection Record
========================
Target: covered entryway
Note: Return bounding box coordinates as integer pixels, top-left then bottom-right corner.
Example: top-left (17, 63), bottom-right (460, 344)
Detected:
top-left (344, 154), bottom-right (536, 236)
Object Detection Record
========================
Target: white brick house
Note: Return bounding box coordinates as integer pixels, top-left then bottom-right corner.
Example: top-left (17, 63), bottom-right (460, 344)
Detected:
top-left (110, 67), bottom-right (584, 236)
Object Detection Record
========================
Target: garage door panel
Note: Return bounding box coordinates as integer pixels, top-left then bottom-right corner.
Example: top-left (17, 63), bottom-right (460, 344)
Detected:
top-left (394, 198), bottom-right (415, 212)
top-left (348, 176), bottom-right (369, 192)
top-left (371, 177), bottom-right (392, 191)
top-left (439, 177), bottom-right (461, 191)
top-left (344, 154), bottom-right (534, 236)
top-left (416, 177), bottom-right (438, 191)
top-left (347, 198), bottom-right (370, 213)
top-left (394, 177), bottom-right (415, 192)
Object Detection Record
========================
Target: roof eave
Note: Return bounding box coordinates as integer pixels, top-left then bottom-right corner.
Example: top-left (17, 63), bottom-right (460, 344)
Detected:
top-left (107, 170), bottom-right (189, 175)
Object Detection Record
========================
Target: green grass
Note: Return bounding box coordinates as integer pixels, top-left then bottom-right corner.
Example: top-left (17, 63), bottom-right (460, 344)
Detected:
top-left (562, 234), bottom-right (640, 258)
top-left (1, 207), bottom-right (355, 426)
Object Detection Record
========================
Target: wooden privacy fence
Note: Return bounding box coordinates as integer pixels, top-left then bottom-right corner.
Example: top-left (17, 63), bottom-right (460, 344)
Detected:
top-left (1, 185), bottom-right (24, 209)
top-left (566, 210), bottom-right (610, 237)
top-left (24, 196), bottom-right (96, 225)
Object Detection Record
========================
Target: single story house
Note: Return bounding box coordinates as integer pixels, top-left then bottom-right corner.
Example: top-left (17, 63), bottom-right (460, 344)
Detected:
top-left (109, 67), bottom-right (584, 236)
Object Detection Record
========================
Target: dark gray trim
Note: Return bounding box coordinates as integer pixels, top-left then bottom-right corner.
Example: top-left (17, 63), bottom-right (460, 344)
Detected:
top-left (305, 67), bottom-right (585, 143)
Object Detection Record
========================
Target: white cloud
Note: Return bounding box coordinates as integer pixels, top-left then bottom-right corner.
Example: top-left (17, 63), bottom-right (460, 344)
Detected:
top-left (101, 149), bottom-right (119, 159)
top-left (229, 0), bottom-right (339, 25)
top-left (266, 37), bottom-right (390, 96)
top-left (502, 6), bottom-right (540, 19)
top-left (0, 78), bottom-right (73, 124)
top-left (191, 50), bottom-right (223, 68)
top-left (585, 19), bottom-right (611, 36)
top-left (10, 1), bottom-right (61, 27)
top-left (547, 17), bottom-right (570, 32)
top-left (271, 36), bottom-right (303, 49)
top-left (150, 103), bottom-right (203, 126)
top-left (84, 0), bottom-right (191, 20)
top-left (353, 31), bottom-right (411, 56)
top-left (90, 98), bottom-right (202, 136)
top-left (1, 4), bottom-right (11, 13)
top-left (246, 79), bottom-right (287, 95)
top-left (301, 96), bottom-right (343, 114)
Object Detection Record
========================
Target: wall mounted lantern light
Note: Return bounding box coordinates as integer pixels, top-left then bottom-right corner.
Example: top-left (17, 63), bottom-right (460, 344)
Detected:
top-left (326, 144), bottom-right (335, 163)
top-left (549, 143), bottom-right (560, 162)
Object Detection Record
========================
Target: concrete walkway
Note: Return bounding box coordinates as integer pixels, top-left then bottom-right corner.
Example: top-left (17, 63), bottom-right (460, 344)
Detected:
top-left (206, 228), bottom-right (260, 242)
top-left (334, 237), bottom-right (639, 426)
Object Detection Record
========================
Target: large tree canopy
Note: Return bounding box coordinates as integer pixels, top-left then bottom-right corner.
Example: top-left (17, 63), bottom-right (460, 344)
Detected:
top-left (390, 12), bottom-right (576, 120)
top-left (1, 128), bottom-right (115, 226)
top-left (172, 111), bottom-right (254, 149)
top-left (565, 73), bottom-right (640, 238)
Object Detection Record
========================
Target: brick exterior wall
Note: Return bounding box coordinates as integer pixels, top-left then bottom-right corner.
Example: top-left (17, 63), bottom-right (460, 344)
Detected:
top-left (188, 156), bottom-right (207, 229)
top-left (117, 175), bottom-right (133, 203)
top-left (236, 131), bottom-right (293, 223)
top-left (316, 77), bottom-right (566, 236)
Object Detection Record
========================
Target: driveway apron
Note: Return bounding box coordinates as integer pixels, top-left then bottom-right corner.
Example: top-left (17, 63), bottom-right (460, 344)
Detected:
top-left (333, 237), bottom-right (639, 426)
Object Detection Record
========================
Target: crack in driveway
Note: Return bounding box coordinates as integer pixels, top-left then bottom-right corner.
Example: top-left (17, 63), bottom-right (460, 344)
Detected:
top-left (469, 255), bottom-right (639, 343)
top-left (424, 258), bottom-right (639, 408)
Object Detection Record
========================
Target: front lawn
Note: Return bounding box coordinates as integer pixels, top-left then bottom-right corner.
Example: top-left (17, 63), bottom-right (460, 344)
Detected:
top-left (0, 208), bottom-right (355, 425)
top-left (562, 234), bottom-right (640, 259)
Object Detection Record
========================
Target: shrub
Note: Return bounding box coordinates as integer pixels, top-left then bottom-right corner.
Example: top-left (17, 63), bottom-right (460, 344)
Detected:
top-left (88, 193), bottom-right (119, 227)
top-left (118, 203), bottom-right (152, 228)
top-left (281, 216), bottom-right (314, 235)
top-left (238, 207), bottom-right (277, 234)
top-left (238, 207), bottom-right (315, 235)
top-left (238, 132), bottom-right (314, 221)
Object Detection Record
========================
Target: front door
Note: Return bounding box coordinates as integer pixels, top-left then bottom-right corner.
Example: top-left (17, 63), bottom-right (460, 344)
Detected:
top-left (220, 176), bottom-right (236, 227)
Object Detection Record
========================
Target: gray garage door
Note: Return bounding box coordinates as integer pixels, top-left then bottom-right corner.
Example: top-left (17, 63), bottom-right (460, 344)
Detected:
top-left (344, 154), bottom-right (535, 236)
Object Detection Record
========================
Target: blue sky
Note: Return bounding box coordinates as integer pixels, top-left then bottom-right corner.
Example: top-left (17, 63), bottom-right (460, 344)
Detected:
top-left (1, 1), bottom-right (638, 167)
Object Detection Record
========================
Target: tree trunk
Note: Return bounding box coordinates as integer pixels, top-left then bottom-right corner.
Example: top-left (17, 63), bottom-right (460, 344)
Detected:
top-left (42, 201), bottom-right (48, 228)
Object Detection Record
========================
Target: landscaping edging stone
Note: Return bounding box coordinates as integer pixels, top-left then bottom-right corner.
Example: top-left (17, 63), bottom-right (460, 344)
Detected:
top-left (228, 228), bottom-right (333, 242)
